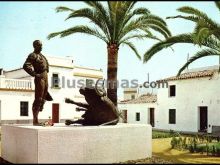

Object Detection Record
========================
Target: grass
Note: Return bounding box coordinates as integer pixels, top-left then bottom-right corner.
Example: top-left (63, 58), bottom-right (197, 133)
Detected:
top-left (153, 138), bottom-right (220, 164)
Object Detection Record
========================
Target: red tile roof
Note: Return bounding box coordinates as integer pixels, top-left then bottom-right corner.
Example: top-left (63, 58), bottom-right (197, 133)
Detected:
top-left (120, 93), bottom-right (157, 104)
top-left (157, 69), bottom-right (216, 82)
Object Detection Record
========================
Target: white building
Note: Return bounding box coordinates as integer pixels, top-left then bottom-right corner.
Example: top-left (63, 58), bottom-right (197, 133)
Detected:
top-left (0, 56), bottom-right (103, 124)
top-left (123, 88), bottom-right (138, 100)
top-left (156, 67), bottom-right (220, 134)
top-left (119, 66), bottom-right (220, 134)
top-left (119, 94), bottom-right (157, 125)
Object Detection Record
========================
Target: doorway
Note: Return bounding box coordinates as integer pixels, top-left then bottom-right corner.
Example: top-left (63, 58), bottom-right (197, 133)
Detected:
top-left (52, 103), bottom-right (59, 123)
top-left (149, 108), bottom-right (155, 127)
top-left (199, 106), bottom-right (208, 132)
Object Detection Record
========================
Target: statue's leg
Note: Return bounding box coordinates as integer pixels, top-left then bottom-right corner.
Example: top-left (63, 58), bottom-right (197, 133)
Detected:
top-left (39, 99), bottom-right (46, 112)
top-left (76, 107), bottom-right (87, 112)
top-left (65, 119), bottom-right (84, 126)
top-left (33, 98), bottom-right (45, 125)
top-left (65, 98), bottom-right (89, 109)
top-left (32, 106), bottom-right (39, 125)
top-left (39, 77), bottom-right (47, 112)
top-left (32, 78), bottom-right (44, 125)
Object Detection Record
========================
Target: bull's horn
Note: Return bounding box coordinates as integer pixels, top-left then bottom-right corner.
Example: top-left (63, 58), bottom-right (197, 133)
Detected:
top-left (101, 79), bottom-right (107, 96)
top-left (95, 79), bottom-right (106, 96)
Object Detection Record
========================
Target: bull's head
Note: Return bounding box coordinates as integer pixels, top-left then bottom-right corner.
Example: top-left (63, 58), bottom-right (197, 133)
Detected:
top-left (78, 79), bottom-right (106, 103)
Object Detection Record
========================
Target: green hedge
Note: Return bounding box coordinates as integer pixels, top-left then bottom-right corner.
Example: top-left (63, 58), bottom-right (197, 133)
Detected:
top-left (170, 135), bottom-right (220, 156)
top-left (152, 130), bottom-right (179, 139)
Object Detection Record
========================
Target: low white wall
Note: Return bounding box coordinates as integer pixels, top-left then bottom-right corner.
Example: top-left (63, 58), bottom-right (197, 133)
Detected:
top-left (2, 124), bottom-right (152, 163)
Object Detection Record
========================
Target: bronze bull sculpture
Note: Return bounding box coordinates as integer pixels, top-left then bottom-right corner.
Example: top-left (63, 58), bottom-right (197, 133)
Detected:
top-left (65, 79), bottom-right (120, 126)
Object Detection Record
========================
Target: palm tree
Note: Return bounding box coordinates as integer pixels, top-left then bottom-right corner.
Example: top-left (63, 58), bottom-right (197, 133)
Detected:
top-left (47, 1), bottom-right (171, 106)
top-left (143, 1), bottom-right (220, 76)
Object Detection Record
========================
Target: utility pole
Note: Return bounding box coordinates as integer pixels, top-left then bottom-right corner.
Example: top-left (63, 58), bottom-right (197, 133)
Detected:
top-left (186, 53), bottom-right (189, 71)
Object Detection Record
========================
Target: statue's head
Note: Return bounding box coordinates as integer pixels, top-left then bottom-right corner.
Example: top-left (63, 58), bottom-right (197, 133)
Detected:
top-left (33, 40), bottom-right (42, 52)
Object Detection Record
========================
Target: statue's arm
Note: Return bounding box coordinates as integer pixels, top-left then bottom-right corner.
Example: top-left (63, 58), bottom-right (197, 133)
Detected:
top-left (23, 54), bottom-right (36, 77)
top-left (46, 58), bottom-right (49, 72)
top-left (42, 54), bottom-right (49, 73)
top-left (65, 98), bottom-right (89, 108)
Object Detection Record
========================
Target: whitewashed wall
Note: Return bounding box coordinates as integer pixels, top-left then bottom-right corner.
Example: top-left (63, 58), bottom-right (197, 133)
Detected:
top-left (118, 103), bottom-right (156, 125)
top-left (156, 72), bottom-right (220, 133)
top-left (123, 92), bottom-right (138, 100)
top-left (0, 91), bottom-right (33, 121)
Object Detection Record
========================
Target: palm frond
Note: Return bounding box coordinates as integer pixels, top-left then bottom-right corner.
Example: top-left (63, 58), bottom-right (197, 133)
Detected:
top-left (177, 48), bottom-right (220, 75)
top-left (166, 15), bottom-right (199, 22)
top-left (107, 1), bottom-right (119, 41)
top-left (83, 1), bottom-right (111, 39)
top-left (121, 41), bottom-right (141, 60)
top-left (144, 16), bottom-right (171, 36)
top-left (143, 33), bottom-right (194, 63)
top-left (177, 6), bottom-right (219, 28)
top-left (55, 6), bottom-right (74, 13)
top-left (120, 34), bottom-right (161, 44)
top-left (119, 13), bottom-right (170, 41)
top-left (177, 6), bottom-right (208, 18)
top-left (117, 7), bottom-right (151, 41)
top-left (147, 14), bottom-right (168, 26)
top-left (132, 7), bottom-right (150, 15)
top-left (215, 1), bottom-right (220, 11)
top-left (47, 25), bottom-right (108, 43)
top-left (146, 24), bottom-right (171, 39)
top-left (114, 2), bottom-right (140, 42)
top-left (47, 32), bottom-right (61, 39)
top-left (84, 1), bottom-right (108, 19)
top-left (194, 27), bottom-right (211, 45)
top-left (201, 36), bottom-right (220, 51)
top-left (64, 8), bottom-right (110, 40)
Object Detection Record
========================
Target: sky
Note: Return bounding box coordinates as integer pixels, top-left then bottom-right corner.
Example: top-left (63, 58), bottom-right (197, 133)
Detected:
top-left (0, 1), bottom-right (219, 99)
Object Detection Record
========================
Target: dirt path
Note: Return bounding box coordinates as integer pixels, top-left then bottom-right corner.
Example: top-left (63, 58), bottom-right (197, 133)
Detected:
top-left (153, 138), bottom-right (220, 164)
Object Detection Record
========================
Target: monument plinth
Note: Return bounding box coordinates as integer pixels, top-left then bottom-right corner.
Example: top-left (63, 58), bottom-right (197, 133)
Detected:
top-left (1, 123), bottom-right (152, 163)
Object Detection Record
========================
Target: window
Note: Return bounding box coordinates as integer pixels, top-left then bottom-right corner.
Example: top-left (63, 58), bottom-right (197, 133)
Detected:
top-left (86, 79), bottom-right (94, 88)
top-left (52, 73), bottom-right (60, 88)
top-left (136, 112), bottom-right (140, 121)
top-left (131, 95), bottom-right (135, 99)
top-left (169, 109), bottom-right (176, 124)
top-left (169, 85), bottom-right (176, 97)
top-left (20, 102), bottom-right (28, 116)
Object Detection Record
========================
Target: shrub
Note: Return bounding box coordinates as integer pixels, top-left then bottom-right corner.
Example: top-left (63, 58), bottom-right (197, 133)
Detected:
top-left (171, 137), bottom-right (178, 149)
top-left (216, 148), bottom-right (220, 156)
top-left (212, 145), bottom-right (216, 156)
top-left (189, 144), bottom-right (194, 153)
top-left (152, 130), bottom-right (179, 139)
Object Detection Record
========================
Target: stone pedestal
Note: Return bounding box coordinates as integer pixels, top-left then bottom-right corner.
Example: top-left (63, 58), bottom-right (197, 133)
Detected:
top-left (1, 123), bottom-right (152, 163)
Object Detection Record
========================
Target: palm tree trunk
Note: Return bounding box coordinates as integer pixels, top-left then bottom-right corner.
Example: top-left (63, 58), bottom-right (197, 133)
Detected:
top-left (107, 43), bottom-right (119, 106)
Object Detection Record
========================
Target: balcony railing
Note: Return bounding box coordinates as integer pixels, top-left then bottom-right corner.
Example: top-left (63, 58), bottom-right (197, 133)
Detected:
top-left (0, 76), bottom-right (34, 90)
